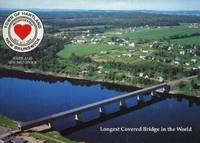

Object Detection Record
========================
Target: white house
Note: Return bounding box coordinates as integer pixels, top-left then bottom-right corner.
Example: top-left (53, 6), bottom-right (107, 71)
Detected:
top-left (140, 56), bottom-right (146, 60)
top-left (168, 47), bottom-right (172, 51)
top-left (159, 77), bottom-right (164, 82)
top-left (185, 63), bottom-right (190, 66)
top-left (180, 51), bottom-right (185, 55)
top-left (77, 39), bottom-right (86, 44)
top-left (97, 66), bottom-right (103, 69)
top-left (142, 50), bottom-right (149, 53)
top-left (100, 51), bottom-right (107, 54)
top-left (174, 61), bottom-right (180, 65)
top-left (191, 59), bottom-right (197, 63)
top-left (129, 43), bottom-right (135, 47)
top-left (108, 42), bottom-right (115, 45)
top-left (139, 73), bottom-right (144, 77)
top-left (97, 71), bottom-right (102, 74)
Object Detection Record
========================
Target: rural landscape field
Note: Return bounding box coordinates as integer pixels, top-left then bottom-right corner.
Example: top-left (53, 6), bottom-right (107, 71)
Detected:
top-left (0, 10), bottom-right (200, 95)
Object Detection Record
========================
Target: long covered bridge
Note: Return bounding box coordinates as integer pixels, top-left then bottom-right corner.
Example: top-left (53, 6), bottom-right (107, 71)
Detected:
top-left (20, 83), bottom-right (170, 131)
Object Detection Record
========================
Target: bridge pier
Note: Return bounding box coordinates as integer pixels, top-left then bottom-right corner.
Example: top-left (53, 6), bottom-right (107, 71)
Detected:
top-left (151, 91), bottom-right (155, 96)
top-left (99, 106), bottom-right (105, 114)
top-left (137, 95), bottom-right (144, 103)
top-left (119, 99), bottom-right (126, 109)
top-left (163, 85), bottom-right (170, 94)
top-left (151, 91), bottom-right (160, 97)
top-left (48, 122), bottom-right (52, 128)
top-left (99, 106), bottom-right (106, 117)
top-left (75, 114), bottom-right (80, 121)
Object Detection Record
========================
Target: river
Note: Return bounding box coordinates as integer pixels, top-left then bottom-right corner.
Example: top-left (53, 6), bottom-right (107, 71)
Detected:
top-left (0, 69), bottom-right (200, 143)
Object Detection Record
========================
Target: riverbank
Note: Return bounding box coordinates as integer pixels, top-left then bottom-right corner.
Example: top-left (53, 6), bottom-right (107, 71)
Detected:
top-left (0, 66), bottom-right (199, 97)
top-left (0, 115), bottom-right (18, 141)
top-left (0, 115), bottom-right (82, 143)
top-left (0, 115), bottom-right (18, 130)
top-left (13, 131), bottom-right (83, 143)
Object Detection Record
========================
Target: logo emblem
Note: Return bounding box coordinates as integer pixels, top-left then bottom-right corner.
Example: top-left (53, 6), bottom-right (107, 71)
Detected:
top-left (2, 10), bottom-right (44, 52)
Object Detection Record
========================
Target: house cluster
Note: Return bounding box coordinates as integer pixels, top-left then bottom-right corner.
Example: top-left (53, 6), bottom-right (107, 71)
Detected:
top-left (177, 47), bottom-right (198, 57)
top-left (54, 32), bottom-right (68, 39)
top-left (139, 55), bottom-right (146, 60)
top-left (167, 44), bottom-right (198, 57)
top-left (184, 58), bottom-right (198, 66)
top-left (108, 38), bottom-right (135, 47)
top-left (97, 66), bottom-right (103, 74)
top-left (127, 27), bottom-right (137, 32)
top-left (100, 50), bottom-right (134, 58)
top-left (110, 32), bottom-right (123, 35)
top-left (172, 58), bottom-right (199, 70)
top-left (164, 43), bottom-right (199, 69)
top-left (149, 41), bottom-right (158, 48)
top-left (137, 49), bottom-right (150, 61)
top-left (71, 29), bottom-right (112, 45)
top-left (141, 49), bottom-right (149, 53)
top-left (120, 53), bottom-right (133, 58)
top-left (188, 23), bottom-right (200, 28)
top-left (139, 72), bottom-right (149, 79)
top-left (71, 34), bottom-right (104, 45)
top-left (139, 72), bottom-right (164, 82)
top-left (118, 27), bottom-right (137, 33)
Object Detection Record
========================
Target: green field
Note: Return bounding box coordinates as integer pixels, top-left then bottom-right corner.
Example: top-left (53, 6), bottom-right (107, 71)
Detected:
top-left (105, 25), bottom-right (200, 41)
top-left (177, 77), bottom-right (200, 97)
top-left (171, 36), bottom-right (200, 45)
top-left (59, 25), bottom-right (107, 31)
top-left (0, 115), bottom-right (17, 129)
top-left (57, 44), bottom-right (124, 59)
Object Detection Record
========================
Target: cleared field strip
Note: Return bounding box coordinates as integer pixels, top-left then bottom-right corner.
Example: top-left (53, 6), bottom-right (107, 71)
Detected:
top-left (57, 44), bottom-right (124, 59)
top-left (171, 35), bottom-right (200, 45)
top-left (106, 26), bottom-right (200, 41)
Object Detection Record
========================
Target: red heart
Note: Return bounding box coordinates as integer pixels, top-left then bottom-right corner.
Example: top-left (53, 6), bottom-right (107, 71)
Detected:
top-left (14, 24), bottom-right (32, 40)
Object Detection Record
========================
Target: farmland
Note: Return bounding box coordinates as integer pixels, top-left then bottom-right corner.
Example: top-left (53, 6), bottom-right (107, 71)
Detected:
top-left (0, 10), bottom-right (200, 90)
top-left (171, 35), bottom-right (200, 45)
top-left (177, 76), bottom-right (200, 97)
top-left (105, 24), bottom-right (200, 41)
top-left (57, 44), bottom-right (124, 59)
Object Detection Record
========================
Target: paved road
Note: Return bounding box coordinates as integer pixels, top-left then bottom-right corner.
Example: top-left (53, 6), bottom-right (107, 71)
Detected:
top-left (0, 127), bottom-right (8, 136)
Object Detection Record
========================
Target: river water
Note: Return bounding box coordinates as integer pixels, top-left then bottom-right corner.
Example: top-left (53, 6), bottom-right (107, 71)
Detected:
top-left (0, 69), bottom-right (200, 143)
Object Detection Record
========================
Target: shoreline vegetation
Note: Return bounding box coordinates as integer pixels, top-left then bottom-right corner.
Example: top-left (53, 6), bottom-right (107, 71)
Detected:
top-left (0, 114), bottom-right (82, 143)
top-left (0, 66), bottom-right (199, 97)
top-left (0, 115), bottom-right (18, 130)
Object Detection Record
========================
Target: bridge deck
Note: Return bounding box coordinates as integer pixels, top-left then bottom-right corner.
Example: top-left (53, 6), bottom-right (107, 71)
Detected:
top-left (21, 83), bottom-right (170, 130)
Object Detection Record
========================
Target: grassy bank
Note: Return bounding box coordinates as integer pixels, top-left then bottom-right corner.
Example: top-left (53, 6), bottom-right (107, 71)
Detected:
top-left (177, 76), bottom-right (200, 97)
top-left (0, 114), bottom-right (82, 143)
top-left (0, 115), bottom-right (17, 129)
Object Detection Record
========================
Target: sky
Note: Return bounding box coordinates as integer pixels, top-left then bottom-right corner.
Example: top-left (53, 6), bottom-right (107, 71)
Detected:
top-left (0, 0), bottom-right (200, 11)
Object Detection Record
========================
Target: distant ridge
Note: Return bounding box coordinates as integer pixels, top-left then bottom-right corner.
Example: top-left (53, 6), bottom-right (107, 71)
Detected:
top-left (0, 8), bottom-right (200, 16)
